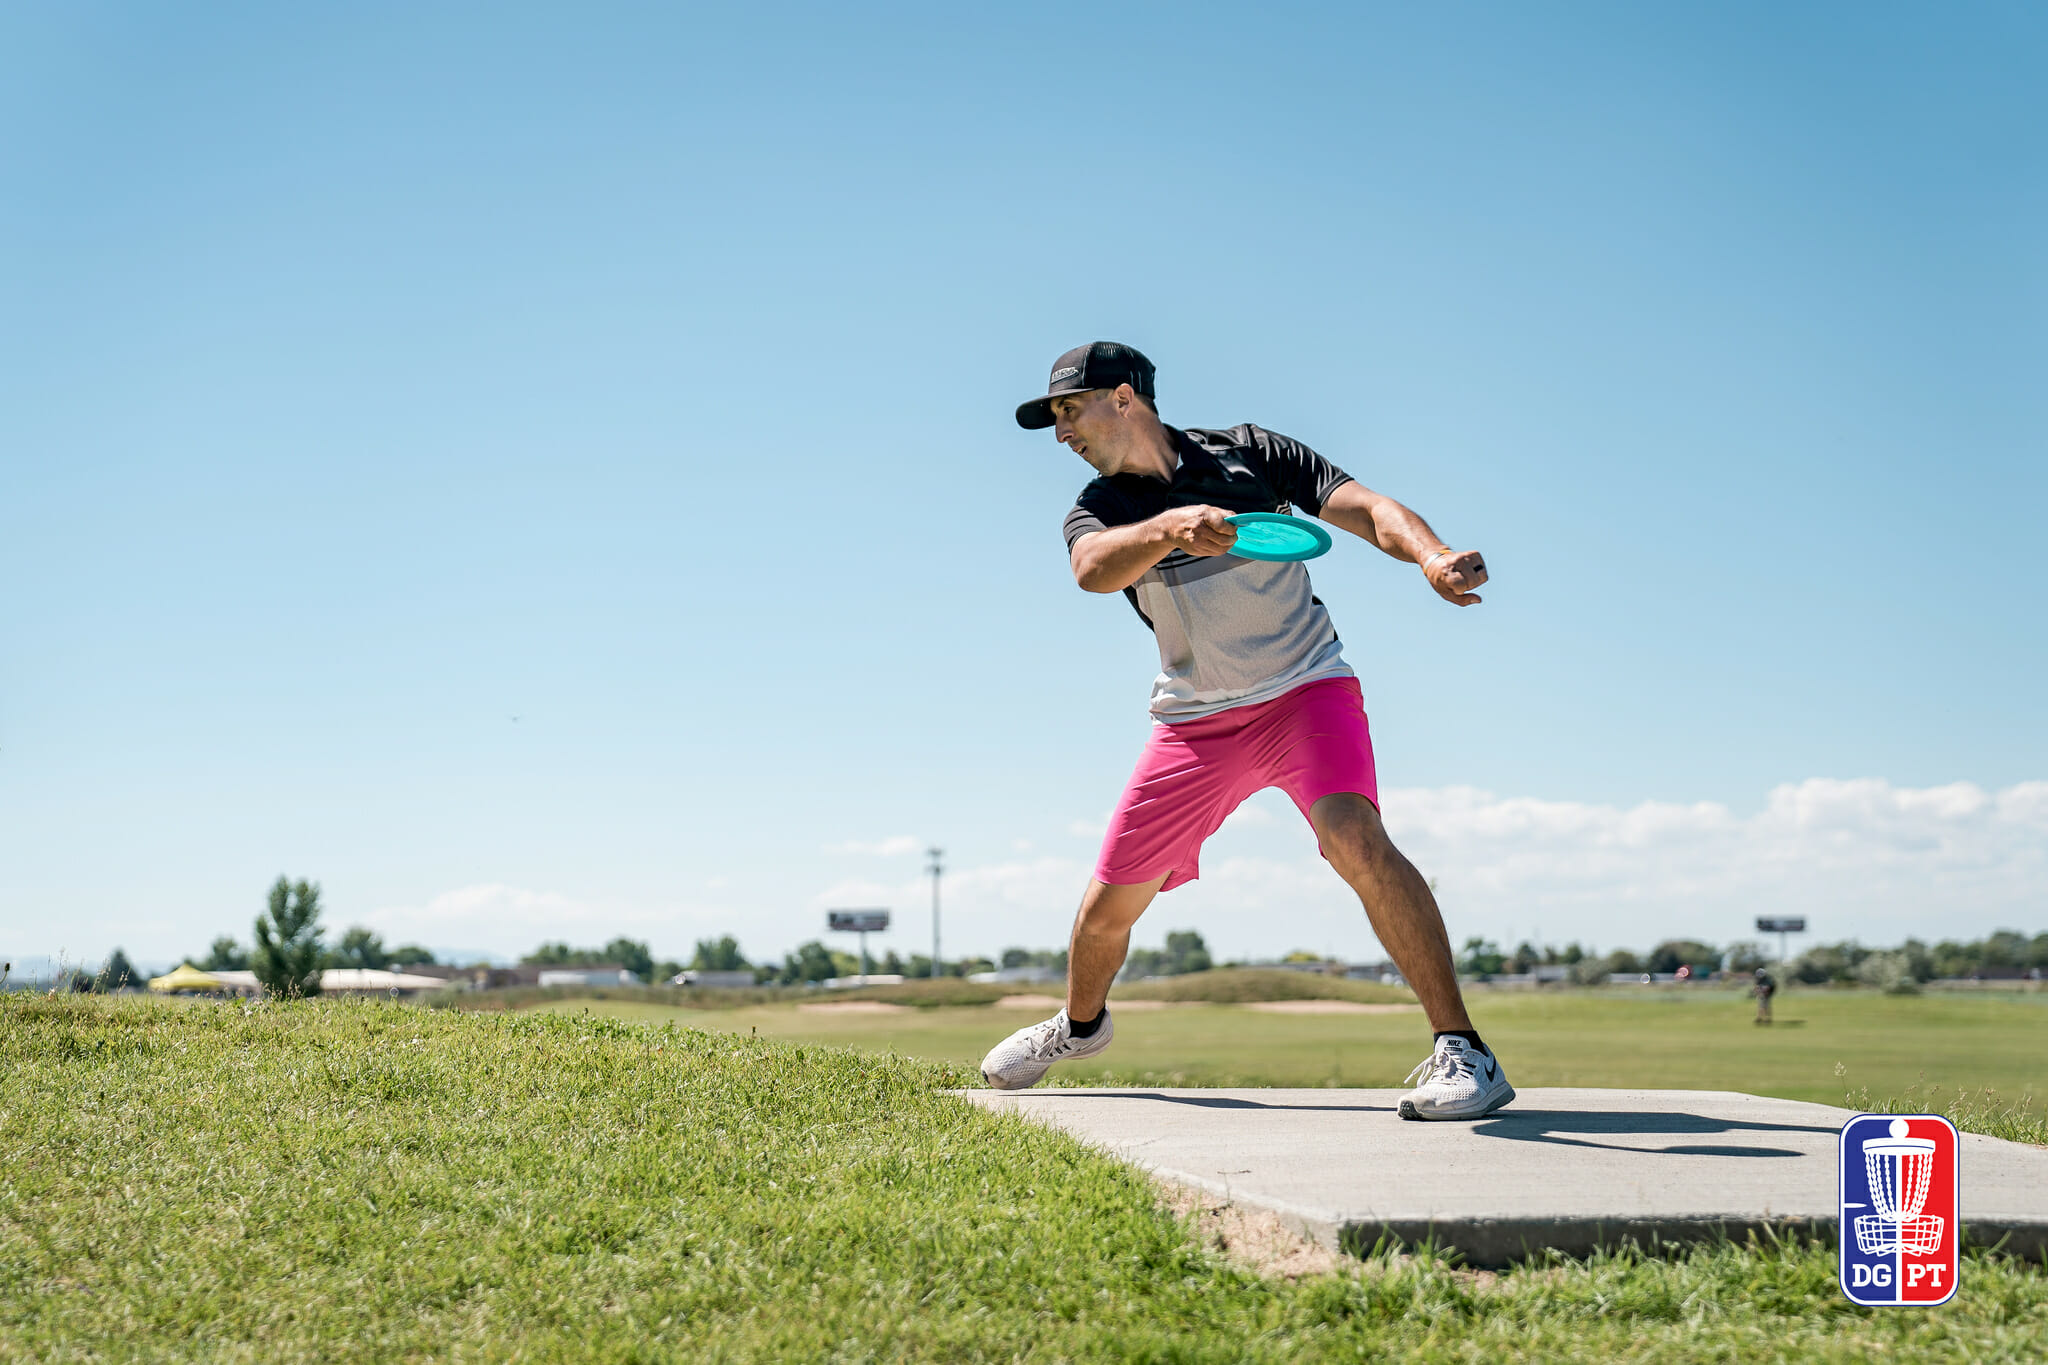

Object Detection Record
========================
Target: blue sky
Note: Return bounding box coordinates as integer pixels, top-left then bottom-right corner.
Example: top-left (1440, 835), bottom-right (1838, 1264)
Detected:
top-left (4, 3), bottom-right (2043, 974)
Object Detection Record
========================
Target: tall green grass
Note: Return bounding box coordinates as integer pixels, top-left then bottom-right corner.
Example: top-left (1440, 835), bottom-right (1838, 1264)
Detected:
top-left (1847, 1084), bottom-right (2048, 1147)
top-left (4, 994), bottom-right (2043, 1362)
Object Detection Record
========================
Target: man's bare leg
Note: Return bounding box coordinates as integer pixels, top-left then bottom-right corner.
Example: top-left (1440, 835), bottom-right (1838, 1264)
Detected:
top-left (1065, 874), bottom-right (1168, 1020)
top-left (1308, 792), bottom-right (1473, 1033)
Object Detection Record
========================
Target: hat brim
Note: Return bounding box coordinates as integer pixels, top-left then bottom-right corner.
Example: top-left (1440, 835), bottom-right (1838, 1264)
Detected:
top-left (1014, 394), bottom-right (1059, 430)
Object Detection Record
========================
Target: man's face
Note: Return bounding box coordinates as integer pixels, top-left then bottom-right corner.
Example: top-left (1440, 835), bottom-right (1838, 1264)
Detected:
top-left (1050, 388), bottom-right (1127, 474)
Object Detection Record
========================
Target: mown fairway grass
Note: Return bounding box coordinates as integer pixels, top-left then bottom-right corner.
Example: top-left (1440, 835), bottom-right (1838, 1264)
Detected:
top-left (6, 994), bottom-right (2046, 1363)
top-left (539, 987), bottom-right (2048, 1113)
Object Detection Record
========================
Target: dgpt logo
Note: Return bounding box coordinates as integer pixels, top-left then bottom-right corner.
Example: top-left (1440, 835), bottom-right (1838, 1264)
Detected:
top-left (1838, 1114), bottom-right (1959, 1305)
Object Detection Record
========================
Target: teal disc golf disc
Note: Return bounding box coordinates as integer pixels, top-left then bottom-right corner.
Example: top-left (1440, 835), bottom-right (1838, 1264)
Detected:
top-left (1224, 512), bottom-right (1333, 562)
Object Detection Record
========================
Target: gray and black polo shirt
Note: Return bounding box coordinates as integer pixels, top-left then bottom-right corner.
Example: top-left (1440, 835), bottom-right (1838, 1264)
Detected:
top-left (1063, 424), bottom-right (1357, 721)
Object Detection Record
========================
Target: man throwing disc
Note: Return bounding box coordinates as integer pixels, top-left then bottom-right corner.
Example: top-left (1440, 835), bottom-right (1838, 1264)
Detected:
top-left (980, 341), bottom-right (1513, 1121)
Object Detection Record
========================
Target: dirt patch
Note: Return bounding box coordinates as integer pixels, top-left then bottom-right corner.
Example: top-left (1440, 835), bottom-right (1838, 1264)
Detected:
top-left (994, 994), bottom-right (1064, 1010)
top-left (795, 1001), bottom-right (911, 1014)
top-left (1239, 1001), bottom-right (1424, 1015)
top-left (1157, 1180), bottom-right (1342, 1279)
top-left (1103, 999), bottom-right (1185, 1011)
top-left (1158, 1179), bottom-right (1509, 1286)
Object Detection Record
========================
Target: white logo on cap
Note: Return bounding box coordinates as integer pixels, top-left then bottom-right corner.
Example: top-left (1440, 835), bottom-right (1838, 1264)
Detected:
top-left (1049, 366), bottom-right (1082, 383)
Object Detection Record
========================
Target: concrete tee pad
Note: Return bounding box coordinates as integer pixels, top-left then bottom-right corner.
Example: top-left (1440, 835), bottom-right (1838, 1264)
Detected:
top-left (958, 1088), bottom-right (2048, 1268)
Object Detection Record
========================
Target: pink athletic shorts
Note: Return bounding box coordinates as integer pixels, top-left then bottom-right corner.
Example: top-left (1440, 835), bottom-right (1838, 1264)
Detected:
top-left (1095, 676), bottom-right (1378, 891)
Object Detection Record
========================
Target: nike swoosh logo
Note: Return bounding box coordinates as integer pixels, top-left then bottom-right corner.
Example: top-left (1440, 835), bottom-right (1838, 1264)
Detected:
top-left (1481, 1060), bottom-right (1497, 1083)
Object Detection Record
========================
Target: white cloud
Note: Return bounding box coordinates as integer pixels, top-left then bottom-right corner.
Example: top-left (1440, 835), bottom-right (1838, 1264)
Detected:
top-left (984, 779), bottom-right (2048, 964)
top-left (344, 779), bottom-right (2048, 969)
top-left (1376, 778), bottom-right (2048, 950)
top-left (821, 835), bottom-right (923, 856)
top-left (1220, 801), bottom-right (1276, 829)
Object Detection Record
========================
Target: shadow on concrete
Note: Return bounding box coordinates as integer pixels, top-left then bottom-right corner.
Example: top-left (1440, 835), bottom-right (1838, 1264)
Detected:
top-left (1046, 1091), bottom-right (1395, 1114)
top-left (1472, 1109), bottom-right (1837, 1157)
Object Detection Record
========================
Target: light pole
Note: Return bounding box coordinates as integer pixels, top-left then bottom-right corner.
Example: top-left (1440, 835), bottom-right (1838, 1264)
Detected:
top-left (927, 846), bottom-right (944, 979)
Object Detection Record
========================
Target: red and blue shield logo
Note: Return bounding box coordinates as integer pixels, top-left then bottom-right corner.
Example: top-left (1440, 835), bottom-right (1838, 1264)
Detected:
top-left (1839, 1113), bottom-right (1959, 1305)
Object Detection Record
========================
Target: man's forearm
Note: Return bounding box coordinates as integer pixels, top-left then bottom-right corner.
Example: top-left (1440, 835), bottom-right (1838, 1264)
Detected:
top-left (1365, 498), bottom-right (1450, 565)
top-left (1318, 483), bottom-right (1447, 563)
top-left (1070, 521), bottom-right (1177, 593)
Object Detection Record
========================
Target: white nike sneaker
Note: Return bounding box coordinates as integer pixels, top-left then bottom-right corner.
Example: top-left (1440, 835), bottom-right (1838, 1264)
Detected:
top-left (1399, 1035), bottom-right (1514, 1120)
top-left (980, 1008), bottom-right (1114, 1090)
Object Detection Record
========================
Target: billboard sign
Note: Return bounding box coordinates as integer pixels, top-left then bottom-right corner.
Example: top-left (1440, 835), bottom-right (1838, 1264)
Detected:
top-left (828, 910), bottom-right (890, 933)
top-left (1756, 917), bottom-right (1806, 933)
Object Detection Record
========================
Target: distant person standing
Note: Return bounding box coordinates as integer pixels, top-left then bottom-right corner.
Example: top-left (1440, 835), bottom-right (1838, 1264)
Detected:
top-left (1752, 967), bottom-right (1776, 1025)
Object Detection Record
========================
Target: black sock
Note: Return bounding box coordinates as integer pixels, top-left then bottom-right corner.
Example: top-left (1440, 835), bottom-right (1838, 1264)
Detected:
top-left (1067, 1010), bottom-right (1104, 1038)
top-left (1434, 1030), bottom-right (1488, 1055)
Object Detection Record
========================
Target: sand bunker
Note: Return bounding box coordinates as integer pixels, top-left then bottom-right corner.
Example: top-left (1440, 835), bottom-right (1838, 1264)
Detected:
top-left (796, 1000), bottom-right (911, 1014)
top-left (1239, 1000), bottom-right (1423, 1015)
top-left (994, 994), bottom-right (1064, 1009)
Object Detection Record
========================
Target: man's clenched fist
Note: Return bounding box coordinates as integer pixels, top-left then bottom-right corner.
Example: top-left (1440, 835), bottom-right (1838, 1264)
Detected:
top-left (1153, 505), bottom-right (1239, 557)
top-left (1424, 548), bottom-right (1488, 606)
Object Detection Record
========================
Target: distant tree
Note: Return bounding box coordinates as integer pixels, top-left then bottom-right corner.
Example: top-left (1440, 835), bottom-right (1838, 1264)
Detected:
top-left (330, 926), bottom-right (392, 971)
top-left (389, 943), bottom-right (436, 966)
top-left (1000, 947), bottom-right (1031, 969)
top-left (94, 948), bottom-right (139, 993)
top-left (252, 876), bottom-right (325, 998)
top-left (1569, 956), bottom-right (1611, 986)
top-left (203, 936), bottom-right (250, 971)
top-left (1724, 941), bottom-right (1770, 974)
top-left (951, 956), bottom-right (994, 978)
top-left (599, 938), bottom-right (653, 982)
top-left (1856, 951), bottom-right (1921, 995)
top-left (1604, 949), bottom-right (1643, 977)
top-left (1507, 941), bottom-right (1540, 973)
top-left (1981, 930), bottom-right (2028, 968)
top-left (880, 949), bottom-right (905, 975)
top-left (905, 954), bottom-right (934, 979)
top-left (828, 949), bottom-right (862, 978)
top-left (1458, 938), bottom-right (1505, 979)
top-left (1282, 949), bottom-right (1325, 963)
top-left (653, 959), bottom-right (683, 984)
top-left (1646, 940), bottom-right (1722, 975)
top-left (1930, 939), bottom-right (1971, 979)
top-left (1120, 948), bottom-right (1165, 980)
top-left (520, 939), bottom-right (653, 980)
top-left (779, 940), bottom-right (837, 985)
top-left (1792, 941), bottom-right (1868, 985)
top-left (1164, 930), bottom-right (1212, 976)
top-left (690, 936), bottom-right (749, 972)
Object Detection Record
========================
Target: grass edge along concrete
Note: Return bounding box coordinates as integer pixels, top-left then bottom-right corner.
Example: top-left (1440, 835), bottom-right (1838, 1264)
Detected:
top-left (6, 993), bottom-right (2046, 1362)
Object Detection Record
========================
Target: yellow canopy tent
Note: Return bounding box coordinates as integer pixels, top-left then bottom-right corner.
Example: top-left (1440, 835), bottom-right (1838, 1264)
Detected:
top-left (148, 963), bottom-right (222, 994)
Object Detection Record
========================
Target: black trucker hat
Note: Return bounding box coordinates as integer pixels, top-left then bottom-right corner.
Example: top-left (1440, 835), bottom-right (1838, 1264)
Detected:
top-left (1014, 341), bottom-right (1157, 430)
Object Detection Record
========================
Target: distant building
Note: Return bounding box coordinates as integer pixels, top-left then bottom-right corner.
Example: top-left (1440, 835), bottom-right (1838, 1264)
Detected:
top-left (198, 969), bottom-right (264, 997)
top-left (967, 966), bottom-right (1063, 985)
top-left (670, 970), bottom-right (757, 989)
top-left (320, 969), bottom-right (457, 995)
top-left (823, 974), bottom-right (906, 989)
top-left (202, 969), bottom-right (451, 996)
top-left (537, 968), bottom-right (640, 988)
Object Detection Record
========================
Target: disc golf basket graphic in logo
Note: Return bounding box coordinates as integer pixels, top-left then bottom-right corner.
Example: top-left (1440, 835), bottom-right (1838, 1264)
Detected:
top-left (1854, 1118), bottom-right (1945, 1256)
